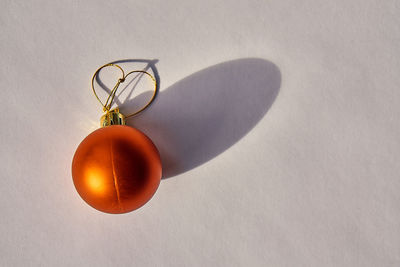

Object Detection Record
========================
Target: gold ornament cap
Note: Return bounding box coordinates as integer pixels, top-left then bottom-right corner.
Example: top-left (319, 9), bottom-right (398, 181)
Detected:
top-left (100, 108), bottom-right (126, 127)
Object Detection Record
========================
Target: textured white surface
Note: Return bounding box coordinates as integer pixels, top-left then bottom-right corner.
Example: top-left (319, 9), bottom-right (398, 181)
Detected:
top-left (1, 0), bottom-right (399, 266)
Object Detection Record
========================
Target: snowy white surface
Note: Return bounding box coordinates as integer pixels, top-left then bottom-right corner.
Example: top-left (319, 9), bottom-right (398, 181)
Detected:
top-left (0, 1), bottom-right (399, 266)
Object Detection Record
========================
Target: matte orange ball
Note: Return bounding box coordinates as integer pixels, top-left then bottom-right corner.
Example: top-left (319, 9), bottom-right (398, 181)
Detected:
top-left (72, 125), bottom-right (162, 214)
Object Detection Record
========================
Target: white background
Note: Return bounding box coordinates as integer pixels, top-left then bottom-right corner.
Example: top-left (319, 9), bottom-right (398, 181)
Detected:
top-left (1, 0), bottom-right (399, 266)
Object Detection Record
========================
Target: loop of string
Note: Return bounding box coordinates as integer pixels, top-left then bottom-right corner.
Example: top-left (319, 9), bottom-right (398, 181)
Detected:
top-left (91, 63), bottom-right (157, 118)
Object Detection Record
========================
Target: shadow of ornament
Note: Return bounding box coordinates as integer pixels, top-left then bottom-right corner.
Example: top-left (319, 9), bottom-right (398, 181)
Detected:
top-left (98, 58), bottom-right (281, 179)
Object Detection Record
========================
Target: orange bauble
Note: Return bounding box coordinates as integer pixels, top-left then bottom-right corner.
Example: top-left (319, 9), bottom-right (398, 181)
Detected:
top-left (72, 125), bottom-right (162, 214)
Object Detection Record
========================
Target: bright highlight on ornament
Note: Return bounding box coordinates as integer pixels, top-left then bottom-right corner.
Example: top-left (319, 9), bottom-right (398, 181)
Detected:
top-left (86, 168), bottom-right (107, 194)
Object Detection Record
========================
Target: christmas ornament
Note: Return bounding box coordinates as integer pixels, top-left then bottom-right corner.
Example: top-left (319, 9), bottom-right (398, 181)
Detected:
top-left (72, 63), bottom-right (162, 214)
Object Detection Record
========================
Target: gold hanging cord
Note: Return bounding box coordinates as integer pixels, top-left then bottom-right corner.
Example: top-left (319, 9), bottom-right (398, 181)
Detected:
top-left (91, 63), bottom-right (157, 118)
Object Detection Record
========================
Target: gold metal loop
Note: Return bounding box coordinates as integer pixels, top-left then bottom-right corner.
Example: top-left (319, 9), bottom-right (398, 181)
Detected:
top-left (91, 63), bottom-right (125, 111)
top-left (91, 63), bottom-right (157, 119)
